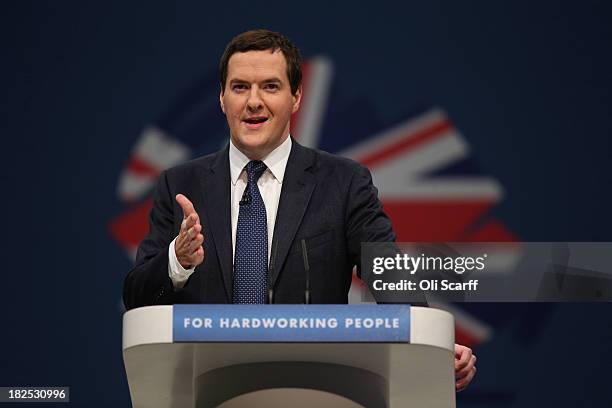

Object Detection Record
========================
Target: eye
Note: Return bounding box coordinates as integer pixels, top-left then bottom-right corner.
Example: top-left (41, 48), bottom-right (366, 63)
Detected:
top-left (264, 83), bottom-right (280, 91)
top-left (232, 84), bottom-right (247, 92)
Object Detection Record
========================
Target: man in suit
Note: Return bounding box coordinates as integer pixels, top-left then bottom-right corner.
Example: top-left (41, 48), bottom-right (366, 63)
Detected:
top-left (123, 29), bottom-right (476, 391)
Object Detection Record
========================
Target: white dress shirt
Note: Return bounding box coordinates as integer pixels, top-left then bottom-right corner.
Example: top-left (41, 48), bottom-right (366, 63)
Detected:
top-left (168, 136), bottom-right (292, 288)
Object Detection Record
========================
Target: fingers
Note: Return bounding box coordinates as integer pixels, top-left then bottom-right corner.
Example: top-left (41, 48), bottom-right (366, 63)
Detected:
top-left (176, 194), bottom-right (200, 242)
top-left (186, 231), bottom-right (204, 253)
top-left (176, 194), bottom-right (196, 220)
top-left (174, 194), bottom-right (205, 269)
top-left (454, 344), bottom-right (477, 392)
top-left (455, 354), bottom-right (477, 379)
top-left (176, 229), bottom-right (205, 269)
top-left (455, 344), bottom-right (473, 372)
top-left (456, 366), bottom-right (476, 392)
top-left (180, 216), bottom-right (200, 240)
top-left (177, 225), bottom-right (203, 253)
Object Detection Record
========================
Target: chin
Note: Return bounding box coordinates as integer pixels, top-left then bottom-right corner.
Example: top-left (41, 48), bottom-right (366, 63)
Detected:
top-left (238, 134), bottom-right (267, 147)
top-left (232, 135), bottom-right (265, 156)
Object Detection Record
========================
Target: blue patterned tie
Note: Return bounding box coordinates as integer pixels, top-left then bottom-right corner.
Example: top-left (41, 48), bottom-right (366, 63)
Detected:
top-left (233, 160), bottom-right (268, 304)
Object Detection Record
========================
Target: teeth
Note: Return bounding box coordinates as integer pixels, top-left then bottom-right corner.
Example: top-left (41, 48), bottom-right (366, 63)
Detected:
top-left (245, 118), bottom-right (267, 124)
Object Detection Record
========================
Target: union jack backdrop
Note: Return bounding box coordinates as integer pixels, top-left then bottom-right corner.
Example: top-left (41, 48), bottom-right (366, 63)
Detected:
top-left (109, 57), bottom-right (551, 403)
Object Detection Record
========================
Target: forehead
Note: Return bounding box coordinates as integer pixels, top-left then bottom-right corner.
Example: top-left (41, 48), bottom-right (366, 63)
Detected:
top-left (226, 50), bottom-right (289, 82)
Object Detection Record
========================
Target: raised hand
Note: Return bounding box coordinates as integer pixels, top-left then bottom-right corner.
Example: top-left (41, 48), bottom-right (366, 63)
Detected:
top-left (174, 194), bottom-right (205, 269)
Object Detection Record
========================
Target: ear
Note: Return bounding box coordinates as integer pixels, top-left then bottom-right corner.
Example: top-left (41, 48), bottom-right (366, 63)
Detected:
top-left (219, 87), bottom-right (226, 114)
top-left (291, 84), bottom-right (302, 114)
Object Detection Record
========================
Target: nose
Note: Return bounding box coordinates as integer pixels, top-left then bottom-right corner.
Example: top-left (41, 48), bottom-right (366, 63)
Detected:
top-left (246, 86), bottom-right (263, 112)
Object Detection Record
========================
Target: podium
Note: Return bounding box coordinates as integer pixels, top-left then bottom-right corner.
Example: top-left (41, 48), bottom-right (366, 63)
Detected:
top-left (123, 305), bottom-right (455, 407)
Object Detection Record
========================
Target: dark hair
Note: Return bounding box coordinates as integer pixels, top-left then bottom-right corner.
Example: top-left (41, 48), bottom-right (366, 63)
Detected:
top-left (219, 29), bottom-right (302, 95)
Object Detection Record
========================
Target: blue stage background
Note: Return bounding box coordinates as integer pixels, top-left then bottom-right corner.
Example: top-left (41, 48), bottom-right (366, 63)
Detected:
top-left (2, 1), bottom-right (612, 406)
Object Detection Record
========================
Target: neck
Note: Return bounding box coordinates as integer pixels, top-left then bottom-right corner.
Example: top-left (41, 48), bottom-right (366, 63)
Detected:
top-left (234, 134), bottom-right (290, 161)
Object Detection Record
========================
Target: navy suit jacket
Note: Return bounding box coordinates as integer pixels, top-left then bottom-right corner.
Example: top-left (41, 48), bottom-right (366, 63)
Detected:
top-left (123, 140), bottom-right (424, 309)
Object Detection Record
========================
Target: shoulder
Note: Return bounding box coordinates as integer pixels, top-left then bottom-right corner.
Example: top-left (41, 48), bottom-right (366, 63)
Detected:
top-left (293, 142), bottom-right (369, 179)
top-left (163, 148), bottom-right (225, 180)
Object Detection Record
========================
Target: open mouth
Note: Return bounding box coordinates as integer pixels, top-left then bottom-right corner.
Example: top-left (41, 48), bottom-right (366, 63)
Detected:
top-left (242, 116), bottom-right (269, 129)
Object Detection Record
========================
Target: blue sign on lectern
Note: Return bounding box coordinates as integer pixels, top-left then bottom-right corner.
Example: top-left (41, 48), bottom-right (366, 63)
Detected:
top-left (173, 305), bottom-right (410, 343)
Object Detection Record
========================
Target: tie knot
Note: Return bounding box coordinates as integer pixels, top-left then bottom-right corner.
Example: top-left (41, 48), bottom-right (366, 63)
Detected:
top-left (245, 160), bottom-right (267, 182)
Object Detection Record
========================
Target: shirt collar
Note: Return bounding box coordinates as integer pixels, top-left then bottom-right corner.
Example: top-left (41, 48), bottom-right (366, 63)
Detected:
top-left (229, 135), bottom-right (292, 185)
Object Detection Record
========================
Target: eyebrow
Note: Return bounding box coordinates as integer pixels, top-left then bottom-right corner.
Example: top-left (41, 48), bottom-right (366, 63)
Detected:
top-left (229, 77), bottom-right (283, 85)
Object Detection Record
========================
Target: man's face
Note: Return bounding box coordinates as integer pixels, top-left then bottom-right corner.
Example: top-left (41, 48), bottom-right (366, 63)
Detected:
top-left (220, 50), bottom-right (301, 160)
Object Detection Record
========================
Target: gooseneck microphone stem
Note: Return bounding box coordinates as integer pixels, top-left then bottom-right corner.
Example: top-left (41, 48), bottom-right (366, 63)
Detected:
top-left (268, 239), bottom-right (278, 304)
top-left (301, 239), bottom-right (311, 305)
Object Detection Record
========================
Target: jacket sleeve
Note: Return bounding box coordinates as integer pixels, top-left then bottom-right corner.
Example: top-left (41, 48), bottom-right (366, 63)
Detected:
top-left (123, 171), bottom-right (181, 310)
top-left (345, 163), bottom-right (396, 263)
top-left (345, 163), bottom-right (428, 307)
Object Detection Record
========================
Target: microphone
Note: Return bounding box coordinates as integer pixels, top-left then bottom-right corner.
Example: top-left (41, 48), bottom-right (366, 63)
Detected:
top-left (301, 239), bottom-right (311, 304)
top-left (239, 188), bottom-right (252, 206)
top-left (268, 239), bottom-right (278, 304)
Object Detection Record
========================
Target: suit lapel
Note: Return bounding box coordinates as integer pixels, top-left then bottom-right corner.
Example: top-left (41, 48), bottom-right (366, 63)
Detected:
top-left (270, 141), bottom-right (316, 288)
top-left (201, 146), bottom-right (233, 301)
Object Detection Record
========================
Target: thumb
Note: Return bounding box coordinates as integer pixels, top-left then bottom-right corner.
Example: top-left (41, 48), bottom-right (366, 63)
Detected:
top-left (175, 194), bottom-right (195, 219)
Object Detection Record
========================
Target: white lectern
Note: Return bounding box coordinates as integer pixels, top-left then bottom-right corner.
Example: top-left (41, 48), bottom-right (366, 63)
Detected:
top-left (123, 306), bottom-right (455, 407)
